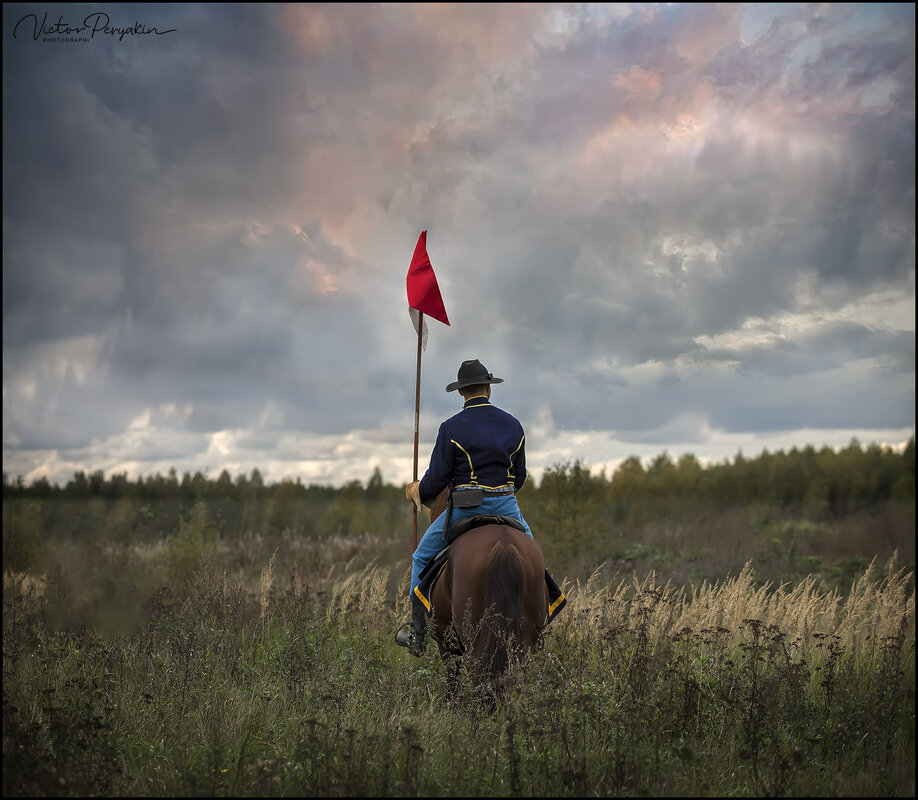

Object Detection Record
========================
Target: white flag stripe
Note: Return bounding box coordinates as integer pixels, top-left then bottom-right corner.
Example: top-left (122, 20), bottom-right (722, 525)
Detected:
top-left (409, 306), bottom-right (429, 351)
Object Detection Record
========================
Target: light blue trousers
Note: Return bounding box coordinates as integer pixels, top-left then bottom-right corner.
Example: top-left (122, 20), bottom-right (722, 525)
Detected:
top-left (410, 493), bottom-right (533, 597)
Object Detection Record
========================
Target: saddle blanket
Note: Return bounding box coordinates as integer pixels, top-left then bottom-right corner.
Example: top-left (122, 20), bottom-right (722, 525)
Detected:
top-left (413, 548), bottom-right (567, 625)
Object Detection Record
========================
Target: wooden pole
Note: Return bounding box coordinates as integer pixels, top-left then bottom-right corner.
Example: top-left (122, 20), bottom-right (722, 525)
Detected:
top-left (412, 311), bottom-right (423, 550)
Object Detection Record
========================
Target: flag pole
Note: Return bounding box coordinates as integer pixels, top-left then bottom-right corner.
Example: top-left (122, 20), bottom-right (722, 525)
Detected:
top-left (412, 311), bottom-right (424, 550)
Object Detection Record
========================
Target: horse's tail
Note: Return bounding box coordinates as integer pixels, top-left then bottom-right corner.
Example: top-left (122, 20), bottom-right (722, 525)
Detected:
top-left (478, 537), bottom-right (526, 680)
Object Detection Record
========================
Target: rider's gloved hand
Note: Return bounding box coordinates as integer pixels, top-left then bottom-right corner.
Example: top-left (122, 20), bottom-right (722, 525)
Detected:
top-left (405, 480), bottom-right (421, 510)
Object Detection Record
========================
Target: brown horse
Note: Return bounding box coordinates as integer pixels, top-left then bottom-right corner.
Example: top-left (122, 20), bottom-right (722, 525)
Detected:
top-left (425, 490), bottom-right (548, 704)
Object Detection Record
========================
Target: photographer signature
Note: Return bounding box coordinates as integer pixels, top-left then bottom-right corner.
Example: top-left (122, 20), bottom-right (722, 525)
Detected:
top-left (14, 11), bottom-right (177, 42)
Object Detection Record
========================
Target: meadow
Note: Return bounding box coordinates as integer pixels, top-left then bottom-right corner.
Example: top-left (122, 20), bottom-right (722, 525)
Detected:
top-left (3, 442), bottom-right (915, 796)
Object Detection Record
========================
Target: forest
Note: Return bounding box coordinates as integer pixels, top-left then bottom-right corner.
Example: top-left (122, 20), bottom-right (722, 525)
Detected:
top-left (3, 436), bottom-right (914, 594)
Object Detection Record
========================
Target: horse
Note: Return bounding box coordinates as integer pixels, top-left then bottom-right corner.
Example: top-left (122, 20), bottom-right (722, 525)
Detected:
top-left (424, 488), bottom-right (549, 706)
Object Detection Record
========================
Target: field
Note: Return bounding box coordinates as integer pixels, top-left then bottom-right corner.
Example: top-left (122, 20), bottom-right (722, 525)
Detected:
top-left (3, 446), bottom-right (915, 796)
top-left (3, 528), bottom-right (915, 797)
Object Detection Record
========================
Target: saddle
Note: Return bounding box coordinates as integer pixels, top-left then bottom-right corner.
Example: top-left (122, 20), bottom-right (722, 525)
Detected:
top-left (449, 513), bottom-right (526, 539)
top-left (412, 515), bottom-right (567, 624)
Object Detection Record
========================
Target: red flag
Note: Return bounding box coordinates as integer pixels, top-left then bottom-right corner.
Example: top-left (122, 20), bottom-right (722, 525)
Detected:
top-left (406, 231), bottom-right (450, 326)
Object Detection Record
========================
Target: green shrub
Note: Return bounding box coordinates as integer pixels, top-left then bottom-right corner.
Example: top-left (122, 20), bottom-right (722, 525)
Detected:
top-left (2, 500), bottom-right (44, 574)
top-left (161, 501), bottom-right (219, 587)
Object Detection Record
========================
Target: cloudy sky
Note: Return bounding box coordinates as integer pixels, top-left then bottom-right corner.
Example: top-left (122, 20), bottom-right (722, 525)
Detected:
top-left (3, 3), bottom-right (915, 489)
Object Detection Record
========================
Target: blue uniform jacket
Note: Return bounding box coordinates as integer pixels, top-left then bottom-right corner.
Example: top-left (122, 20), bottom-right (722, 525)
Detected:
top-left (418, 396), bottom-right (527, 503)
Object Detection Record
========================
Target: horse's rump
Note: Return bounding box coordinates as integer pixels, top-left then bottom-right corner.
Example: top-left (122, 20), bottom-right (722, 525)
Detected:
top-left (441, 524), bottom-right (548, 682)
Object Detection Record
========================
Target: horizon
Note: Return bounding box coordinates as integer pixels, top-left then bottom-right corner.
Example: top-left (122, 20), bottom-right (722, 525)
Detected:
top-left (5, 432), bottom-right (913, 491)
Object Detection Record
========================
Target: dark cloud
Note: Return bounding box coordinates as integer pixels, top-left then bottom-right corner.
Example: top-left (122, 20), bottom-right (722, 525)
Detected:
top-left (3, 3), bottom-right (914, 485)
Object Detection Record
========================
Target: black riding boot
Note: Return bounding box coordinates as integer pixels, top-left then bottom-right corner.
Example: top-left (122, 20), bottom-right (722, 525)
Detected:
top-left (395, 599), bottom-right (427, 656)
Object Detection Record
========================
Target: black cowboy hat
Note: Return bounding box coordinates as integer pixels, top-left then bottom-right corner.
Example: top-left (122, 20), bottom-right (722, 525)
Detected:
top-left (445, 359), bottom-right (504, 392)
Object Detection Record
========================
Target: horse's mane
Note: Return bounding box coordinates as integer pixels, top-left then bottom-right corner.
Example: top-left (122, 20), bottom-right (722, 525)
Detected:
top-left (428, 487), bottom-right (449, 522)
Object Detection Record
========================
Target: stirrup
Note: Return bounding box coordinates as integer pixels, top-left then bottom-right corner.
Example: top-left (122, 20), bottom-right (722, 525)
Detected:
top-left (395, 622), bottom-right (425, 656)
top-left (395, 622), bottom-right (413, 647)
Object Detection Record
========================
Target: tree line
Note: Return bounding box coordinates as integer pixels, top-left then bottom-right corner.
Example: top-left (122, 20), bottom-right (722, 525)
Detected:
top-left (3, 437), bottom-right (913, 544)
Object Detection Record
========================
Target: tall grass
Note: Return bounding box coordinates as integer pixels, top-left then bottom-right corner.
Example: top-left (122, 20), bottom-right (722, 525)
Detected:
top-left (3, 549), bottom-right (914, 797)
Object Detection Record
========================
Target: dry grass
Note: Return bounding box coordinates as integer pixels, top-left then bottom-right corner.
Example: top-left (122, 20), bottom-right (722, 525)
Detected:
top-left (3, 525), bottom-right (915, 797)
top-left (556, 555), bottom-right (914, 656)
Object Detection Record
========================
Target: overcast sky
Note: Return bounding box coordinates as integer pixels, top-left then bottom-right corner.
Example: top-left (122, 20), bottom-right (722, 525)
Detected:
top-left (3, 3), bottom-right (915, 489)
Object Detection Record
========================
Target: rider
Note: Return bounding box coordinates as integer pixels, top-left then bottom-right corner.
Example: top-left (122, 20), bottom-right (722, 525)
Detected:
top-left (395, 358), bottom-right (535, 655)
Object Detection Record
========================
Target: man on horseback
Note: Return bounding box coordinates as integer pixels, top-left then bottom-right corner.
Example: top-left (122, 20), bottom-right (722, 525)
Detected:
top-left (396, 358), bottom-right (535, 655)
